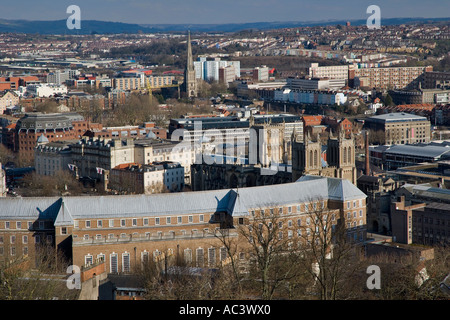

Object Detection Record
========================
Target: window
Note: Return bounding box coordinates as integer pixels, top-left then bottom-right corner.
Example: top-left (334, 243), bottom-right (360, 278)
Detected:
top-left (97, 220), bottom-right (103, 228)
top-left (28, 221), bottom-right (33, 230)
top-left (188, 215), bottom-right (193, 223)
top-left (85, 220), bottom-right (91, 228)
top-left (16, 222), bottom-right (21, 229)
top-left (238, 218), bottom-right (244, 225)
top-left (220, 247), bottom-right (227, 261)
top-left (132, 218), bottom-right (137, 227)
top-left (110, 254), bottom-right (118, 273)
top-left (10, 235), bottom-right (15, 244)
top-left (196, 248), bottom-right (204, 267)
top-left (35, 235), bottom-right (40, 243)
top-left (177, 216), bottom-right (182, 224)
top-left (184, 249), bottom-right (192, 264)
top-left (143, 218), bottom-right (149, 226)
top-left (155, 217), bottom-right (160, 225)
top-left (166, 217), bottom-right (171, 224)
top-left (109, 219), bottom-right (114, 227)
top-left (5, 221), bottom-right (10, 229)
top-left (85, 255), bottom-right (93, 266)
top-left (208, 248), bottom-right (216, 267)
top-left (123, 253), bottom-right (130, 273)
top-left (61, 227), bottom-right (67, 235)
top-left (199, 215), bottom-right (204, 223)
top-left (121, 219), bottom-right (126, 227)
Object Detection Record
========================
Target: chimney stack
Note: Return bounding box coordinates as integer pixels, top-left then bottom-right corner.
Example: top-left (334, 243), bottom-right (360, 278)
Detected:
top-left (365, 130), bottom-right (370, 176)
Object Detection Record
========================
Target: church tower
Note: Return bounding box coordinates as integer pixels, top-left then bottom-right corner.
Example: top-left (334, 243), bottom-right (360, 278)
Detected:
top-left (292, 130), bottom-right (322, 181)
top-left (326, 129), bottom-right (357, 184)
top-left (184, 31), bottom-right (197, 98)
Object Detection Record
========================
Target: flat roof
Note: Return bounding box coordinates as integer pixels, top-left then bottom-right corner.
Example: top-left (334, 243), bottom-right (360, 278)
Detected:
top-left (366, 112), bottom-right (428, 123)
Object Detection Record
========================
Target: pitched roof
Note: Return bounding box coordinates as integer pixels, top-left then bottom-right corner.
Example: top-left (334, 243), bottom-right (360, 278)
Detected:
top-left (0, 176), bottom-right (366, 225)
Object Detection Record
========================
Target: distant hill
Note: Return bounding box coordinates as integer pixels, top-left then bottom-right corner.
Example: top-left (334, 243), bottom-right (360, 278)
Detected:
top-left (0, 17), bottom-right (449, 34)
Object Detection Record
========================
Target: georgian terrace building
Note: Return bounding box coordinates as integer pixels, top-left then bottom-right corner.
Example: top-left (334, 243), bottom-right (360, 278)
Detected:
top-left (0, 175), bottom-right (366, 273)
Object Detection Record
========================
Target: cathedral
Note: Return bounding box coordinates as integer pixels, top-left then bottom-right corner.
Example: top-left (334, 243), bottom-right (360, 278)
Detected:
top-left (291, 129), bottom-right (357, 185)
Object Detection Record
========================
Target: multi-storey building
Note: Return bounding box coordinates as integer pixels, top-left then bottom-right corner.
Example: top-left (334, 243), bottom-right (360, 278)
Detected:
top-left (392, 196), bottom-right (450, 246)
top-left (0, 176), bottom-right (367, 274)
top-left (26, 83), bottom-right (68, 97)
top-left (355, 65), bottom-right (433, 89)
top-left (194, 57), bottom-right (240, 82)
top-left (274, 89), bottom-right (348, 106)
top-left (308, 63), bottom-right (349, 80)
top-left (219, 65), bottom-right (236, 86)
top-left (34, 138), bottom-right (77, 176)
top-left (364, 112), bottom-right (431, 145)
top-left (287, 77), bottom-right (346, 91)
top-left (70, 137), bottom-right (135, 189)
top-left (112, 77), bottom-right (141, 91)
top-left (110, 161), bottom-right (185, 194)
top-left (421, 71), bottom-right (450, 89)
top-left (0, 91), bottom-right (19, 114)
top-left (146, 75), bottom-right (176, 88)
top-left (12, 112), bottom-right (82, 162)
top-left (134, 139), bottom-right (197, 184)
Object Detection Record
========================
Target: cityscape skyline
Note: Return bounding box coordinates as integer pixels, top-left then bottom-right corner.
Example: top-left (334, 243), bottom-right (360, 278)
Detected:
top-left (0, 0), bottom-right (449, 26)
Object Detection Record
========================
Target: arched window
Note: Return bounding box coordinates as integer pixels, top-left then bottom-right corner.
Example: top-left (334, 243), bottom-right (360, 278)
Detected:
top-left (314, 150), bottom-right (318, 167)
top-left (309, 150), bottom-right (313, 167)
top-left (343, 147), bottom-right (347, 163)
top-left (348, 147), bottom-right (352, 164)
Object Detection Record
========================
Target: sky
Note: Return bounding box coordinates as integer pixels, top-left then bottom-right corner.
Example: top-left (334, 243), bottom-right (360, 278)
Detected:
top-left (0, 0), bottom-right (449, 25)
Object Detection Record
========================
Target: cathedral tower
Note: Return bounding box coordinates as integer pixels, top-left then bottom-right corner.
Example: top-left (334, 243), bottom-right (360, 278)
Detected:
top-left (292, 130), bottom-right (322, 181)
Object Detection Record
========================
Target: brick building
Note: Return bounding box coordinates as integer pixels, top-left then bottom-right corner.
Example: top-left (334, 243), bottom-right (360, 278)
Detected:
top-left (10, 112), bottom-right (83, 163)
top-left (364, 112), bottom-right (431, 145)
top-left (391, 196), bottom-right (450, 246)
top-left (0, 176), bottom-right (367, 274)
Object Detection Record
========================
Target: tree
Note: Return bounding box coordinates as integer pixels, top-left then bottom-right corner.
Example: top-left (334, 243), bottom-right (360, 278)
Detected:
top-left (292, 198), bottom-right (364, 300)
top-left (0, 243), bottom-right (76, 300)
top-left (384, 93), bottom-right (394, 107)
top-left (18, 171), bottom-right (84, 197)
top-left (237, 205), bottom-right (306, 299)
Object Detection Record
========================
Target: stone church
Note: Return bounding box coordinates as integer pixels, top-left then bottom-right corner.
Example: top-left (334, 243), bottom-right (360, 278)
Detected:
top-left (291, 128), bottom-right (357, 185)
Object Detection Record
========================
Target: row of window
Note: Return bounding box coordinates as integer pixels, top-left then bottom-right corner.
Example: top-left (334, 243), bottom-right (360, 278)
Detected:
top-left (75, 214), bottom-right (207, 230)
top-left (250, 201), bottom-right (330, 216)
top-left (86, 247), bottom-right (235, 273)
top-left (1, 221), bottom-right (46, 230)
top-left (0, 234), bottom-right (52, 246)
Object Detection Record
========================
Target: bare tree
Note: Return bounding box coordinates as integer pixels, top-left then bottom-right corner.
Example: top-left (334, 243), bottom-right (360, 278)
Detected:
top-left (237, 205), bottom-right (305, 299)
top-left (293, 198), bottom-right (364, 300)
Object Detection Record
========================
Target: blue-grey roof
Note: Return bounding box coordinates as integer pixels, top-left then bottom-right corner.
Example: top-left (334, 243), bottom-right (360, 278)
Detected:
top-left (384, 144), bottom-right (450, 159)
top-left (0, 176), bottom-right (366, 226)
top-left (366, 112), bottom-right (428, 123)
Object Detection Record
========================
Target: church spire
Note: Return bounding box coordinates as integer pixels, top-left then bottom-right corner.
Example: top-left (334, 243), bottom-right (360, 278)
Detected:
top-left (185, 30), bottom-right (197, 98)
top-left (187, 30), bottom-right (194, 71)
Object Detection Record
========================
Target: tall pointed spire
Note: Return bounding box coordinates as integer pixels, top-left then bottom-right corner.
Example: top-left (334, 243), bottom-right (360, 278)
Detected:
top-left (185, 30), bottom-right (197, 98)
top-left (187, 30), bottom-right (194, 71)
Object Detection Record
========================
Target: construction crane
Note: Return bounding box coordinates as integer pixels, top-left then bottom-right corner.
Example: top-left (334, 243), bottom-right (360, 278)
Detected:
top-left (146, 79), bottom-right (181, 102)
